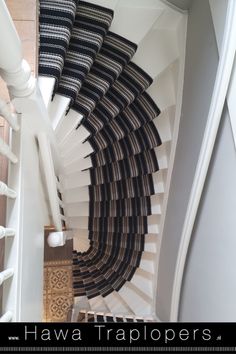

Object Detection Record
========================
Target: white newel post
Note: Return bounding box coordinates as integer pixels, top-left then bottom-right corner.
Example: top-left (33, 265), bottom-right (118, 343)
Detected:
top-left (0, 0), bottom-right (35, 97)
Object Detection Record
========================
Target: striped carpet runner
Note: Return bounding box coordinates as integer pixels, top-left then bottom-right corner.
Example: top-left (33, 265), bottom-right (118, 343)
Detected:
top-left (39, 0), bottom-right (162, 302)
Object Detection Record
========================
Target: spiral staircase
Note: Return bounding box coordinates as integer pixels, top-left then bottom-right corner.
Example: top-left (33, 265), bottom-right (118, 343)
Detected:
top-left (38, 0), bottom-right (187, 320)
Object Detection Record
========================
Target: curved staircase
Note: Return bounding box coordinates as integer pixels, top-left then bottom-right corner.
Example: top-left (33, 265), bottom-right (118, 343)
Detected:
top-left (38, 0), bottom-right (186, 319)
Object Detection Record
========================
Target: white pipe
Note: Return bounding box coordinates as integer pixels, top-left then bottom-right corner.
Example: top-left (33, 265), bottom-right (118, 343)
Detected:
top-left (0, 99), bottom-right (19, 131)
top-left (170, 0), bottom-right (236, 321)
top-left (0, 0), bottom-right (35, 97)
top-left (0, 311), bottom-right (13, 322)
top-left (0, 181), bottom-right (17, 198)
top-left (0, 226), bottom-right (15, 239)
top-left (0, 268), bottom-right (14, 286)
top-left (0, 136), bottom-right (18, 163)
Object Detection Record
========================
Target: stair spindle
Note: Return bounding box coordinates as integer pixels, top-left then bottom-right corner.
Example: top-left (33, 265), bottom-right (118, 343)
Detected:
top-left (0, 137), bottom-right (18, 163)
top-left (0, 311), bottom-right (13, 322)
top-left (0, 181), bottom-right (17, 198)
top-left (0, 99), bottom-right (19, 131)
top-left (0, 268), bottom-right (14, 286)
top-left (0, 226), bottom-right (15, 239)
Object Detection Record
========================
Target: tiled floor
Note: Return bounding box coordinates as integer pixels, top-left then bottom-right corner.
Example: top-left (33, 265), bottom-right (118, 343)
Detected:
top-left (43, 229), bottom-right (74, 322)
top-left (0, 0), bottom-right (37, 314)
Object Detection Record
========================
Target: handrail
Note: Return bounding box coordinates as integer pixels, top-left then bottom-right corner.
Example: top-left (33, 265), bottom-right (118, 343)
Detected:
top-left (0, 181), bottom-right (17, 198)
top-left (0, 226), bottom-right (15, 239)
top-left (37, 133), bottom-right (64, 231)
top-left (0, 136), bottom-right (18, 163)
top-left (0, 98), bottom-right (19, 131)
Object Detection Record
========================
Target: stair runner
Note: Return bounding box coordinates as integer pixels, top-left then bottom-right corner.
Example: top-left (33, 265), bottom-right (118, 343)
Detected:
top-left (39, 0), bottom-right (162, 305)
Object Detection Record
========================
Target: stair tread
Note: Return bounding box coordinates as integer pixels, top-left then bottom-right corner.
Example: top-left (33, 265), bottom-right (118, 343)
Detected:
top-left (38, 0), bottom-right (184, 316)
top-left (118, 282), bottom-right (152, 316)
top-left (57, 1), bottom-right (114, 105)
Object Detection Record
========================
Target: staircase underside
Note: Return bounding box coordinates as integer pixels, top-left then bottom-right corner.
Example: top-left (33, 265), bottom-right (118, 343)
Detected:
top-left (38, 0), bottom-right (186, 319)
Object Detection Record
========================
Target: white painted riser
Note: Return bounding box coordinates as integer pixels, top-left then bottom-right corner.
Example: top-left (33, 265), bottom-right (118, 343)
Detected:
top-left (62, 150), bottom-right (168, 190)
top-left (130, 268), bottom-right (154, 299)
top-left (66, 194), bottom-right (162, 217)
top-left (72, 231), bottom-right (159, 255)
top-left (67, 214), bottom-right (160, 234)
top-left (104, 291), bottom-right (135, 315)
top-left (48, 95), bottom-right (70, 130)
top-left (58, 99), bottom-right (174, 162)
top-left (40, 20), bottom-right (179, 135)
top-left (62, 170), bottom-right (165, 204)
top-left (133, 28), bottom-right (179, 80)
top-left (63, 145), bottom-right (169, 183)
top-left (88, 296), bottom-right (110, 313)
top-left (61, 114), bottom-right (172, 171)
top-left (55, 109), bottom-right (84, 146)
top-left (139, 252), bottom-right (155, 275)
top-left (118, 282), bottom-right (152, 316)
top-left (38, 77), bottom-right (55, 109)
top-left (55, 66), bottom-right (176, 152)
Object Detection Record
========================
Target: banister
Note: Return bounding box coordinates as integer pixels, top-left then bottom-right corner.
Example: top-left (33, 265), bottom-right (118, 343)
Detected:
top-left (0, 181), bottom-right (17, 198)
top-left (0, 98), bottom-right (19, 131)
top-left (0, 136), bottom-right (18, 163)
top-left (0, 0), bottom-right (35, 97)
top-left (37, 133), bottom-right (63, 232)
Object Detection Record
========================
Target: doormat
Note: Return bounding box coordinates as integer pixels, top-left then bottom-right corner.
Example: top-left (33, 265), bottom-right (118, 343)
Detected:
top-left (43, 260), bottom-right (74, 322)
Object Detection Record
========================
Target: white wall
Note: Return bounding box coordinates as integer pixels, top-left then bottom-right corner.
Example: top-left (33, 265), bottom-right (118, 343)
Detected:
top-left (209, 0), bottom-right (228, 53)
top-left (156, 0), bottom-right (219, 321)
top-left (180, 107), bottom-right (236, 321)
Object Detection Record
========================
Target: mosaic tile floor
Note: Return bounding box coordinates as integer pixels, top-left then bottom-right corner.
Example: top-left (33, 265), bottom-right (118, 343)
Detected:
top-left (43, 259), bottom-right (74, 322)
